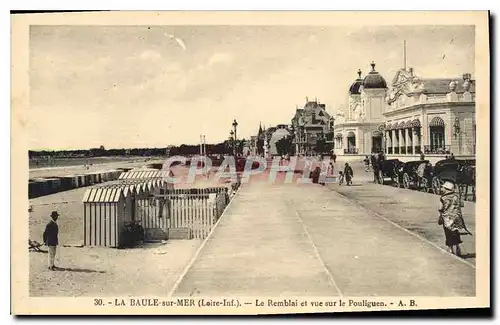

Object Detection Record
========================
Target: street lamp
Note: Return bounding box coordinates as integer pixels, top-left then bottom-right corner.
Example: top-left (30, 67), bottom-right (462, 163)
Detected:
top-left (230, 130), bottom-right (235, 155)
top-left (453, 117), bottom-right (461, 138)
top-left (232, 119), bottom-right (238, 155)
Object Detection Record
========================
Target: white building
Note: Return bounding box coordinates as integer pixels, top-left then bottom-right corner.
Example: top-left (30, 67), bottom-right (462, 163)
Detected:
top-left (334, 62), bottom-right (387, 156)
top-left (334, 62), bottom-right (476, 162)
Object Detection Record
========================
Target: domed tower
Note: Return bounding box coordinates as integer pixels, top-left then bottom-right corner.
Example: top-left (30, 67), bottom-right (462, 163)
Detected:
top-left (348, 69), bottom-right (364, 121)
top-left (360, 61), bottom-right (387, 122)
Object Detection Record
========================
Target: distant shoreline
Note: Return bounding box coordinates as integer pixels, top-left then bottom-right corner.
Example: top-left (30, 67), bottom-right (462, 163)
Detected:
top-left (29, 156), bottom-right (163, 170)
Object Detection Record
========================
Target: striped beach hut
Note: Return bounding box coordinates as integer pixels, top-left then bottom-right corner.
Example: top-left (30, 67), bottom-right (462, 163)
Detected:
top-left (118, 169), bottom-right (173, 181)
top-left (82, 179), bottom-right (169, 248)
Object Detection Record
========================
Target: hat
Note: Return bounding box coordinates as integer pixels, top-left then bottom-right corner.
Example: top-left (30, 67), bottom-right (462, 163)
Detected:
top-left (442, 181), bottom-right (455, 191)
top-left (50, 211), bottom-right (60, 218)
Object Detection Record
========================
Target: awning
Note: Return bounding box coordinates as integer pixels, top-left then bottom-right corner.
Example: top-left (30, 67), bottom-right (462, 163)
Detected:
top-left (411, 119), bottom-right (422, 128)
top-left (385, 123), bottom-right (392, 130)
top-left (392, 122), bottom-right (399, 129)
top-left (372, 131), bottom-right (383, 137)
top-left (429, 117), bottom-right (445, 127)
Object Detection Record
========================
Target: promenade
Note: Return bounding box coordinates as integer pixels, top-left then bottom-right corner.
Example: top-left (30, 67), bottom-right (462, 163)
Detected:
top-left (172, 168), bottom-right (476, 297)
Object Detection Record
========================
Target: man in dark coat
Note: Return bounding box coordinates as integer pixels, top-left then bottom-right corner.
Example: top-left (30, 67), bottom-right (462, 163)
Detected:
top-left (371, 154), bottom-right (379, 183)
top-left (344, 163), bottom-right (353, 186)
top-left (43, 211), bottom-right (59, 270)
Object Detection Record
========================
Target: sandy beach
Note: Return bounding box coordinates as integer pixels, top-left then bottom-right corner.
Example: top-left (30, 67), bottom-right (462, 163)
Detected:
top-left (28, 160), bottom-right (235, 297)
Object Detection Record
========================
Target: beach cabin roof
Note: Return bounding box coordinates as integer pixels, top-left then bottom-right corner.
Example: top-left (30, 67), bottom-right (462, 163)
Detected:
top-left (118, 169), bottom-right (173, 180)
top-left (82, 179), bottom-right (165, 203)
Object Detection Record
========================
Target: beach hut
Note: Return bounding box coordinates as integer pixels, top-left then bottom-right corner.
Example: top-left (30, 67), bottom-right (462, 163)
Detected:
top-left (82, 179), bottom-right (169, 248)
top-left (76, 175), bottom-right (86, 187)
top-left (28, 180), bottom-right (40, 199)
top-left (43, 178), bottom-right (61, 194)
top-left (31, 179), bottom-right (50, 197)
top-left (58, 176), bottom-right (76, 191)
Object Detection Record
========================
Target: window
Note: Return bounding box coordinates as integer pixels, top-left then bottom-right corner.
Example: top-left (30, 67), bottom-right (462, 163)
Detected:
top-left (429, 117), bottom-right (446, 152)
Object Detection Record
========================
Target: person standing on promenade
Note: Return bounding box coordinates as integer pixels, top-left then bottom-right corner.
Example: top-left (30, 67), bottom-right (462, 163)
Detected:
top-left (371, 154), bottom-right (379, 183)
top-left (438, 181), bottom-right (472, 257)
top-left (43, 211), bottom-right (59, 270)
top-left (364, 156), bottom-right (370, 172)
top-left (332, 153), bottom-right (337, 164)
top-left (344, 163), bottom-right (353, 186)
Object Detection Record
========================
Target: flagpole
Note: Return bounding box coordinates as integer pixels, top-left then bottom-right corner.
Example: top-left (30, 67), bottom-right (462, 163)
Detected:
top-left (404, 40), bottom-right (407, 70)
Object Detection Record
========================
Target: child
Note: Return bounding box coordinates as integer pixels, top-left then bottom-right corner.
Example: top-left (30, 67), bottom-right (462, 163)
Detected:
top-left (338, 171), bottom-right (344, 185)
top-left (364, 156), bottom-right (370, 172)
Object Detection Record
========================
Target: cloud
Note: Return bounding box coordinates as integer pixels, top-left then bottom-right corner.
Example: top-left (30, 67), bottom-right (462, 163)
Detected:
top-left (308, 34), bottom-right (318, 43)
top-left (207, 52), bottom-right (234, 67)
top-left (139, 50), bottom-right (162, 61)
top-left (165, 33), bottom-right (187, 51)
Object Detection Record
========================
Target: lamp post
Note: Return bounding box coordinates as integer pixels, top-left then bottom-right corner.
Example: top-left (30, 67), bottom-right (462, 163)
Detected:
top-left (230, 130), bottom-right (235, 156)
top-left (232, 119), bottom-right (238, 156)
top-left (453, 117), bottom-right (461, 155)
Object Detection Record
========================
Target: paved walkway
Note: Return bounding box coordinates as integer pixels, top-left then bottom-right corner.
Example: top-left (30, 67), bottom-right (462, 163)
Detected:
top-left (172, 176), bottom-right (475, 297)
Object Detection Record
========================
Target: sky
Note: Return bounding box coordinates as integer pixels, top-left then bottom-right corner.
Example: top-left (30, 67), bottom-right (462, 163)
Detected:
top-left (29, 25), bottom-right (475, 150)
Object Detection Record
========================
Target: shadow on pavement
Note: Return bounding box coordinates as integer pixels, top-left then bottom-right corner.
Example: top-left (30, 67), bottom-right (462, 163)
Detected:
top-left (55, 267), bottom-right (106, 273)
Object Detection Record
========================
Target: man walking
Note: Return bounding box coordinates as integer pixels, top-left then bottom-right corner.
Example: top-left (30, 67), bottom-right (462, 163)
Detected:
top-left (344, 163), bottom-right (354, 186)
top-left (43, 211), bottom-right (59, 270)
top-left (371, 154), bottom-right (379, 183)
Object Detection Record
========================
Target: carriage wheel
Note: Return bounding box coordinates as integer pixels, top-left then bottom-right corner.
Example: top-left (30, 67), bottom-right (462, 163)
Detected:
top-left (403, 173), bottom-right (411, 189)
top-left (432, 177), bottom-right (441, 195)
top-left (395, 175), bottom-right (402, 188)
top-left (378, 170), bottom-right (385, 185)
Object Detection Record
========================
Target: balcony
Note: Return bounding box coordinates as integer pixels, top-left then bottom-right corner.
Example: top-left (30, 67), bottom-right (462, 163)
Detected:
top-left (400, 146), bottom-right (406, 154)
top-left (344, 148), bottom-right (359, 155)
top-left (424, 145), bottom-right (451, 155)
top-left (394, 147), bottom-right (400, 154)
top-left (414, 146), bottom-right (422, 154)
top-left (406, 146), bottom-right (413, 155)
top-left (387, 147), bottom-right (393, 154)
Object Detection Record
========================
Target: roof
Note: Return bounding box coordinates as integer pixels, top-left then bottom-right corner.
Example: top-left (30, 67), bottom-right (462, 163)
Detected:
top-left (349, 79), bottom-right (364, 94)
top-left (118, 169), bottom-right (173, 180)
top-left (363, 72), bottom-right (387, 89)
top-left (420, 78), bottom-right (476, 94)
top-left (363, 62), bottom-right (387, 89)
top-left (82, 179), bottom-right (167, 203)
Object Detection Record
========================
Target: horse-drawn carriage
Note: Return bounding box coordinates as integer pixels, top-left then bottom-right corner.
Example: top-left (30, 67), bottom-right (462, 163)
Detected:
top-left (377, 159), bottom-right (402, 185)
top-left (397, 160), bottom-right (433, 191)
top-left (430, 159), bottom-right (476, 201)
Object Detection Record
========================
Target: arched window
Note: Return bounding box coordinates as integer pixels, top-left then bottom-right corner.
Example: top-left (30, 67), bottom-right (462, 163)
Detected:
top-left (429, 117), bottom-right (445, 152)
top-left (347, 131), bottom-right (356, 153)
top-left (335, 133), bottom-right (343, 149)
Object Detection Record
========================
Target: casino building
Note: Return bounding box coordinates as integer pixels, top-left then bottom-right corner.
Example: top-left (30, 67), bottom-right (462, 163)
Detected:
top-left (334, 61), bottom-right (476, 162)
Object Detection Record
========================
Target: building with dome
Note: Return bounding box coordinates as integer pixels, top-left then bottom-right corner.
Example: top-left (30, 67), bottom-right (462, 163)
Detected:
top-left (334, 61), bottom-right (476, 161)
top-left (334, 62), bottom-right (388, 155)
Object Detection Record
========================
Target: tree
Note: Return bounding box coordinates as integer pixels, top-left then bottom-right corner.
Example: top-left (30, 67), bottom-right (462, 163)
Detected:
top-left (256, 138), bottom-right (264, 155)
top-left (275, 136), bottom-right (293, 156)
